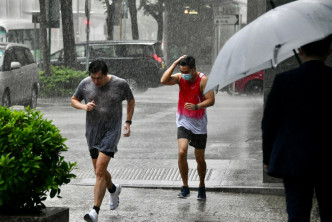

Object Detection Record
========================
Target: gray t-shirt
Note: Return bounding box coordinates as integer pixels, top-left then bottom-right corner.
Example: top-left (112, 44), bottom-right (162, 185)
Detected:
top-left (73, 75), bottom-right (134, 154)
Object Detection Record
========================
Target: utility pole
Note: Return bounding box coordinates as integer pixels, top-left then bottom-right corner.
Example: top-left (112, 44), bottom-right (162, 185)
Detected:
top-left (119, 0), bottom-right (123, 40)
top-left (48, 0), bottom-right (52, 57)
top-left (77, 0), bottom-right (80, 42)
top-left (85, 0), bottom-right (91, 71)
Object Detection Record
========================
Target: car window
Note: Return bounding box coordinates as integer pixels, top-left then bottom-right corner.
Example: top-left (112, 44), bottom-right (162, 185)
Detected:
top-left (76, 45), bottom-right (85, 57)
top-left (13, 47), bottom-right (29, 66)
top-left (126, 45), bottom-right (145, 57)
top-left (114, 45), bottom-right (126, 57)
top-left (0, 47), bottom-right (4, 69)
top-left (143, 46), bottom-right (154, 57)
top-left (90, 45), bottom-right (116, 58)
top-left (24, 48), bottom-right (35, 64)
top-left (50, 50), bottom-right (63, 60)
top-left (113, 45), bottom-right (152, 58)
top-left (3, 49), bottom-right (15, 71)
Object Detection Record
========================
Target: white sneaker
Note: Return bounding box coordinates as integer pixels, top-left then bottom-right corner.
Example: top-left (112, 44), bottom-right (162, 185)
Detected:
top-left (84, 209), bottom-right (98, 222)
top-left (109, 184), bottom-right (121, 210)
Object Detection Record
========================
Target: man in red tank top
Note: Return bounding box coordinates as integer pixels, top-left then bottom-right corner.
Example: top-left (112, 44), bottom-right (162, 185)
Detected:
top-left (161, 55), bottom-right (215, 200)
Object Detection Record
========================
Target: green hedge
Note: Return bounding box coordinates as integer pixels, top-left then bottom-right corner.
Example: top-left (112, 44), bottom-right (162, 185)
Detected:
top-left (39, 66), bottom-right (87, 97)
top-left (0, 107), bottom-right (76, 213)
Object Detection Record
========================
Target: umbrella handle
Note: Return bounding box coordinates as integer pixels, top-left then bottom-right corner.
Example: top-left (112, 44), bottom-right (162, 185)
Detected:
top-left (293, 49), bottom-right (302, 65)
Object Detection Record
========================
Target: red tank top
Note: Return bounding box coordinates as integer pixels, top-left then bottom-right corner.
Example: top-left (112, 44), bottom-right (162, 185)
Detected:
top-left (177, 73), bottom-right (206, 120)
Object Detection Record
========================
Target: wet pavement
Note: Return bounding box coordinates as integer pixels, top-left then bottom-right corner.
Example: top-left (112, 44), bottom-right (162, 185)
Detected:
top-left (44, 185), bottom-right (295, 222)
top-left (26, 85), bottom-right (320, 221)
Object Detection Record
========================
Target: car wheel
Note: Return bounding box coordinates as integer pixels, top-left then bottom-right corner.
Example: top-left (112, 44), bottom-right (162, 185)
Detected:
top-left (2, 90), bottom-right (11, 107)
top-left (25, 87), bottom-right (38, 109)
top-left (245, 80), bottom-right (263, 96)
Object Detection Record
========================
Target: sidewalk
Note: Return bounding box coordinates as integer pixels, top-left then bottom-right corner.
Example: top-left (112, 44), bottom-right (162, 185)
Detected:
top-left (45, 185), bottom-right (306, 222)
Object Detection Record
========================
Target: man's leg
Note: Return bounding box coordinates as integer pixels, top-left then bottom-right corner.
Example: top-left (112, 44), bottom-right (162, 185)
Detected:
top-left (178, 138), bottom-right (189, 187)
top-left (283, 177), bottom-right (313, 222)
top-left (92, 159), bottom-right (113, 193)
top-left (315, 176), bottom-right (330, 222)
top-left (194, 148), bottom-right (206, 187)
top-left (93, 152), bottom-right (111, 207)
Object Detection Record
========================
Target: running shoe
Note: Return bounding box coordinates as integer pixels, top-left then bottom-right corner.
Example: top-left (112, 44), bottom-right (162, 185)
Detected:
top-left (177, 186), bottom-right (190, 198)
top-left (197, 186), bottom-right (206, 200)
top-left (84, 209), bottom-right (98, 222)
top-left (109, 184), bottom-right (121, 210)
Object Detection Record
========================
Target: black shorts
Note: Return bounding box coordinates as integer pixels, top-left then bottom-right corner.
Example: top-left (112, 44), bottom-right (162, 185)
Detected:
top-left (177, 126), bottom-right (207, 149)
top-left (90, 148), bottom-right (114, 159)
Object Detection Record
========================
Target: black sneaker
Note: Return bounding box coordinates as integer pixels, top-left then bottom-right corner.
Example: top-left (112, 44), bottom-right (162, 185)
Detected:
top-left (177, 186), bottom-right (190, 198)
top-left (197, 186), bottom-right (206, 200)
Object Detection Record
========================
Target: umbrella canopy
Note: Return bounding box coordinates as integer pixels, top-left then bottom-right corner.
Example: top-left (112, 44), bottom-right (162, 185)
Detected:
top-left (205, 0), bottom-right (332, 93)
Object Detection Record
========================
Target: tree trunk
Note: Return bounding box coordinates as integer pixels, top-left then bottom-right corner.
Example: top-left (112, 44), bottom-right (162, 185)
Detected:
top-left (150, 12), bottom-right (163, 41)
top-left (128, 0), bottom-right (139, 40)
top-left (60, 0), bottom-right (77, 69)
top-left (156, 16), bottom-right (163, 41)
top-left (105, 0), bottom-right (115, 40)
top-left (39, 0), bottom-right (51, 76)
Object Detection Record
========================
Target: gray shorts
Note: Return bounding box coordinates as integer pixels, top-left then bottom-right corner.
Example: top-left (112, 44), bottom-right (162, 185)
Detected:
top-left (177, 126), bottom-right (207, 149)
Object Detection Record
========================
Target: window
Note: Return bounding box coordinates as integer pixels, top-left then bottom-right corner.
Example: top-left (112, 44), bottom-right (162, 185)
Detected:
top-left (90, 45), bottom-right (116, 58)
top-left (50, 50), bottom-right (63, 60)
top-left (113, 45), bottom-right (148, 58)
top-left (0, 48), bottom-right (4, 69)
top-left (24, 48), bottom-right (35, 64)
top-left (13, 47), bottom-right (28, 66)
top-left (125, 45), bottom-right (145, 57)
top-left (3, 49), bottom-right (15, 71)
top-left (76, 45), bottom-right (85, 57)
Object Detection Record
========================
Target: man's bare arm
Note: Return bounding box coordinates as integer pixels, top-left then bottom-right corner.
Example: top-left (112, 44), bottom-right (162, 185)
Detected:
top-left (71, 96), bottom-right (96, 111)
top-left (126, 98), bottom-right (135, 122)
top-left (199, 76), bottom-right (215, 109)
top-left (123, 98), bottom-right (135, 137)
top-left (160, 55), bottom-right (186, 85)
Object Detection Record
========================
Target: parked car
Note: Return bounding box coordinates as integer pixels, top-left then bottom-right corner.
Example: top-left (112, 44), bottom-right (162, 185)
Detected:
top-left (48, 40), bottom-right (166, 92)
top-left (0, 42), bottom-right (39, 108)
top-left (221, 70), bottom-right (264, 95)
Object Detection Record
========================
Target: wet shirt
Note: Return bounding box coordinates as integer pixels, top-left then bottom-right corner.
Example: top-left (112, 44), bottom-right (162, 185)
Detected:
top-left (176, 73), bottom-right (207, 134)
top-left (73, 75), bottom-right (134, 154)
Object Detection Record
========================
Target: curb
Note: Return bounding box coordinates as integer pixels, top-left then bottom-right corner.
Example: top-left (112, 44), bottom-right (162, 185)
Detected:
top-left (70, 183), bottom-right (285, 196)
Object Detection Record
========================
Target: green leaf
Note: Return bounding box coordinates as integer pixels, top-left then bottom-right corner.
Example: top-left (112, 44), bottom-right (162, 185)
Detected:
top-left (50, 189), bottom-right (57, 198)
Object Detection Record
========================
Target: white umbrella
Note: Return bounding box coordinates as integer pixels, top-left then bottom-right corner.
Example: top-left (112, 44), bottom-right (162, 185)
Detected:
top-left (204, 0), bottom-right (332, 93)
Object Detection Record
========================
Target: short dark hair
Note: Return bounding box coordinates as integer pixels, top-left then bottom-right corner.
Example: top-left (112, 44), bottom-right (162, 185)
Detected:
top-left (300, 34), bottom-right (332, 57)
top-left (179, 56), bottom-right (196, 69)
top-left (88, 60), bottom-right (108, 75)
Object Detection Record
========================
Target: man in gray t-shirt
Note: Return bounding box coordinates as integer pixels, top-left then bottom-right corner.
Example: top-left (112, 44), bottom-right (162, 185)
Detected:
top-left (71, 60), bottom-right (135, 222)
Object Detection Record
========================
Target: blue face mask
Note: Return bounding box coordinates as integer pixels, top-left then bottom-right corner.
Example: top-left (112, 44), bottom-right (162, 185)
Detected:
top-left (181, 74), bottom-right (192, 80)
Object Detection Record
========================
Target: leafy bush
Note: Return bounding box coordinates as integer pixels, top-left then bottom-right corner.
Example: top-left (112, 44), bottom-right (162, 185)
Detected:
top-left (0, 106), bottom-right (76, 213)
top-left (39, 66), bottom-right (87, 97)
